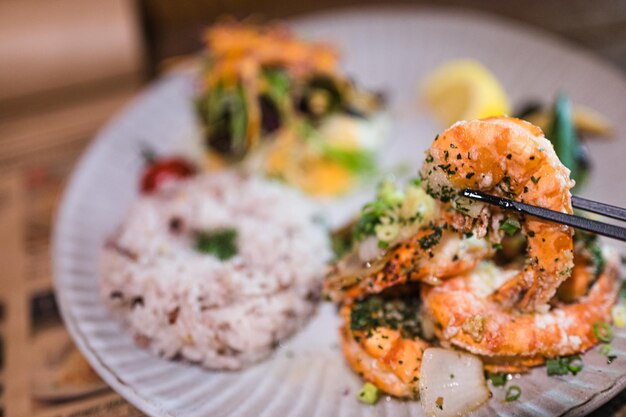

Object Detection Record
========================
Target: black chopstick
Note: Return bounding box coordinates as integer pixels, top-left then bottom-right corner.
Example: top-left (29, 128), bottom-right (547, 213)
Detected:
top-left (572, 196), bottom-right (626, 222)
top-left (461, 189), bottom-right (626, 242)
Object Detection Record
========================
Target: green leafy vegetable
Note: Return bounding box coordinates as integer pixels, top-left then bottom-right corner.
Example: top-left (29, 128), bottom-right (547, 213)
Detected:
top-left (195, 228), bottom-right (238, 260)
top-left (322, 146), bottom-right (376, 174)
top-left (197, 83), bottom-right (249, 157)
top-left (262, 68), bottom-right (291, 102)
top-left (547, 94), bottom-right (589, 190)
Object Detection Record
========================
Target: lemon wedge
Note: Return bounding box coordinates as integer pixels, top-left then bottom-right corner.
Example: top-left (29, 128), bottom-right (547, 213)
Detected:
top-left (422, 59), bottom-right (511, 126)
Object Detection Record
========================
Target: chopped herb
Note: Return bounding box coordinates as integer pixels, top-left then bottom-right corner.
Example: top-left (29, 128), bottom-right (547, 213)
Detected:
top-left (488, 372), bottom-right (508, 387)
top-left (505, 385), bottom-right (521, 402)
top-left (528, 231), bottom-right (535, 237)
top-left (350, 295), bottom-right (422, 339)
top-left (492, 242), bottom-right (503, 250)
top-left (593, 321), bottom-right (613, 343)
top-left (195, 228), bottom-right (238, 260)
top-left (546, 355), bottom-right (583, 376)
top-left (466, 172), bottom-right (475, 179)
top-left (506, 154), bottom-right (512, 160)
top-left (418, 226), bottom-right (443, 250)
top-left (456, 154), bottom-right (462, 160)
top-left (499, 217), bottom-right (521, 236)
top-left (531, 176), bottom-right (541, 184)
top-left (357, 382), bottom-right (380, 405)
top-left (567, 356), bottom-right (584, 375)
top-left (600, 344), bottom-right (617, 364)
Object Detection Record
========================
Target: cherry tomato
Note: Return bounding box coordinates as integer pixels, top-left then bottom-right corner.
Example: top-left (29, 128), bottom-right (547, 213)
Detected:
top-left (140, 157), bottom-right (196, 193)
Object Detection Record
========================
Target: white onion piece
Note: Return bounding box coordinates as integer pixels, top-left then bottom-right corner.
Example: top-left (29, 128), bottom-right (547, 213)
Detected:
top-left (358, 236), bottom-right (383, 262)
top-left (419, 348), bottom-right (490, 417)
top-left (420, 313), bottom-right (436, 340)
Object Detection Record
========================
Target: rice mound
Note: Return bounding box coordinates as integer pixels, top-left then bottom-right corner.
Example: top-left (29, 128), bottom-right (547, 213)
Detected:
top-left (100, 171), bottom-right (332, 370)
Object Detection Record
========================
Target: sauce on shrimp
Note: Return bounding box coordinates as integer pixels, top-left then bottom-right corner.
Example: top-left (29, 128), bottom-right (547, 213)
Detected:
top-left (421, 116), bottom-right (575, 312)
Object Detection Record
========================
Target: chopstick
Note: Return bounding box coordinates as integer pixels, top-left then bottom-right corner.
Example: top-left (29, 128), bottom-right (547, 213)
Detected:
top-left (572, 196), bottom-right (626, 222)
top-left (461, 189), bottom-right (626, 242)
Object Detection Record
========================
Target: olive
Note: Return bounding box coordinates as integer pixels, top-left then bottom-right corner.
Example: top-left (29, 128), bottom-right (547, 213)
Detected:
top-left (259, 95), bottom-right (281, 134)
top-left (297, 76), bottom-right (343, 118)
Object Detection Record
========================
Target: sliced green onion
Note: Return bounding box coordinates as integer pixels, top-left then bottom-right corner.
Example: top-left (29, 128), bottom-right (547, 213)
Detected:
top-left (505, 385), bottom-right (521, 402)
top-left (566, 356), bottom-right (584, 375)
top-left (593, 321), bottom-right (613, 343)
top-left (357, 382), bottom-right (380, 405)
top-left (195, 228), bottom-right (238, 260)
top-left (600, 344), bottom-right (617, 364)
top-left (546, 356), bottom-right (583, 376)
top-left (488, 372), bottom-right (508, 387)
top-left (546, 358), bottom-right (569, 376)
top-left (499, 217), bottom-right (521, 236)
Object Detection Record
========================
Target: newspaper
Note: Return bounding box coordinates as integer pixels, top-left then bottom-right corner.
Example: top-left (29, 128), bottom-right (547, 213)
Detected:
top-left (0, 90), bottom-right (145, 417)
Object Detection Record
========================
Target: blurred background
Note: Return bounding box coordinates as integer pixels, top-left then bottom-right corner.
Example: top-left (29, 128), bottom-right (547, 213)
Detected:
top-left (0, 1), bottom-right (624, 416)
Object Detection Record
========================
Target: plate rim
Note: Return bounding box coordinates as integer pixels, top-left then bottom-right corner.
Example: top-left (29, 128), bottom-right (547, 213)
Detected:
top-left (53, 6), bottom-right (626, 417)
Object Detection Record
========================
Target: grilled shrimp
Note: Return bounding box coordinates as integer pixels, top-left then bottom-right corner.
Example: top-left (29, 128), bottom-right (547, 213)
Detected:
top-left (420, 116), bottom-right (575, 312)
top-left (324, 208), bottom-right (493, 302)
top-left (339, 294), bottom-right (428, 398)
top-left (421, 246), bottom-right (619, 364)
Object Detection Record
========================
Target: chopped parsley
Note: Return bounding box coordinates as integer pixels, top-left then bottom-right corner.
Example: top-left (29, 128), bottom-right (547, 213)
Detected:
top-left (352, 178), bottom-right (435, 247)
top-left (418, 226), bottom-right (443, 250)
top-left (195, 228), bottom-right (238, 260)
top-left (350, 295), bottom-right (422, 339)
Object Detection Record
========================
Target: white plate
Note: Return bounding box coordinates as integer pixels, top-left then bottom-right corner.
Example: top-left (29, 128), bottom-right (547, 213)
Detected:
top-left (54, 7), bottom-right (626, 417)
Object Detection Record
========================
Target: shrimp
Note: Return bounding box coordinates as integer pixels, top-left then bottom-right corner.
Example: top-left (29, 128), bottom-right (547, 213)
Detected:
top-left (339, 294), bottom-right (428, 398)
top-left (420, 116), bottom-right (575, 312)
top-left (324, 208), bottom-right (494, 302)
top-left (421, 245), bottom-right (619, 363)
